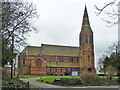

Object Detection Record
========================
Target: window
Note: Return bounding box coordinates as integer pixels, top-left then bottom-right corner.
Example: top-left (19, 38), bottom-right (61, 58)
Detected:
top-left (55, 68), bottom-right (57, 72)
top-left (52, 57), bottom-right (54, 62)
top-left (89, 35), bottom-right (92, 44)
top-left (86, 35), bottom-right (88, 44)
top-left (61, 68), bottom-right (62, 72)
top-left (69, 58), bottom-right (71, 62)
top-left (52, 68), bottom-right (54, 73)
top-left (62, 57), bottom-right (64, 62)
top-left (50, 57), bottom-right (51, 62)
top-left (60, 57), bottom-right (61, 62)
top-left (23, 57), bottom-right (25, 65)
top-left (36, 59), bottom-right (41, 66)
top-left (88, 48), bottom-right (89, 51)
top-left (72, 58), bottom-right (73, 62)
top-left (50, 68), bottom-right (51, 72)
top-left (80, 36), bottom-right (81, 46)
top-left (66, 68), bottom-right (67, 72)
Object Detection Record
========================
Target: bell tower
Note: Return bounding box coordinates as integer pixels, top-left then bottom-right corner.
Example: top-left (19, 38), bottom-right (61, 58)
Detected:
top-left (79, 5), bottom-right (94, 72)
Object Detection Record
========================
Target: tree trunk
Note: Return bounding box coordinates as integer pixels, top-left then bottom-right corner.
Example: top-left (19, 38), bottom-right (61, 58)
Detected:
top-left (14, 63), bottom-right (15, 76)
top-left (11, 33), bottom-right (14, 79)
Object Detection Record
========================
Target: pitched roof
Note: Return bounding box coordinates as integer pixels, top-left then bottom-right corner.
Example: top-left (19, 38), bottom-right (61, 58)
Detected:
top-left (41, 44), bottom-right (79, 57)
top-left (21, 44), bottom-right (79, 57)
top-left (21, 46), bottom-right (41, 56)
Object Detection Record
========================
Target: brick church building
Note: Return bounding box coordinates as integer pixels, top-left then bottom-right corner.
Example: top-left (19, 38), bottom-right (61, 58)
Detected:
top-left (18, 6), bottom-right (95, 75)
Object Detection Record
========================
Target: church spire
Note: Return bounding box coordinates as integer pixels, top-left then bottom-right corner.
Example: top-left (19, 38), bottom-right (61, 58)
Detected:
top-left (81, 5), bottom-right (92, 32)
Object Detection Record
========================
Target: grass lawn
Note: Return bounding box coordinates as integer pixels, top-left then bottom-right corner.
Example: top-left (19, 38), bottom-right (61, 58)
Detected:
top-left (37, 76), bottom-right (79, 84)
top-left (13, 75), bottom-right (48, 78)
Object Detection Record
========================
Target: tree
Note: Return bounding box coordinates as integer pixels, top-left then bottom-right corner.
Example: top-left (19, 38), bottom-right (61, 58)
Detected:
top-left (95, 0), bottom-right (119, 27)
top-left (2, 37), bottom-right (12, 67)
top-left (1, 0), bottom-right (39, 79)
top-left (104, 65), bottom-right (117, 80)
top-left (98, 41), bottom-right (120, 82)
top-left (95, 0), bottom-right (120, 82)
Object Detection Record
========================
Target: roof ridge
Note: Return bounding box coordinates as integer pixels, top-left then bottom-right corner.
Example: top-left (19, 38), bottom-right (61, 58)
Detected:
top-left (41, 43), bottom-right (79, 48)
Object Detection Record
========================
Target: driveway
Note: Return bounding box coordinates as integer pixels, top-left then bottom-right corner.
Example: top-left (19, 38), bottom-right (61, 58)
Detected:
top-left (20, 77), bottom-right (66, 88)
top-left (20, 77), bottom-right (119, 89)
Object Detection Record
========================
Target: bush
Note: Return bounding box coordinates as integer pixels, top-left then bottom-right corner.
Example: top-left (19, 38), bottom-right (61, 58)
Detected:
top-left (49, 72), bottom-right (54, 75)
top-left (52, 78), bottom-right (83, 86)
top-left (65, 72), bottom-right (70, 75)
top-left (80, 71), bottom-right (106, 86)
top-left (2, 78), bottom-right (29, 90)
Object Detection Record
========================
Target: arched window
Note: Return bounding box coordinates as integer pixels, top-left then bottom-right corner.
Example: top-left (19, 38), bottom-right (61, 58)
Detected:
top-left (62, 57), bottom-right (64, 62)
top-left (23, 57), bottom-right (25, 65)
top-left (86, 35), bottom-right (88, 44)
top-left (36, 59), bottom-right (41, 66)
top-left (72, 58), bottom-right (74, 62)
top-left (52, 57), bottom-right (54, 62)
top-left (50, 57), bottom-right (51, 62)
top-left (89, 35), bottom-right (92, 44)
top-left (60, 57), bottom-right (61, 62)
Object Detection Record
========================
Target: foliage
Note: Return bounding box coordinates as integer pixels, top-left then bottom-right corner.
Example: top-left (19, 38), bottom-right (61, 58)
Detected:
top-left (107, 79), bottom-right (119, 85)
top-left (80, 71), bottom-right (107, 86)
top-left (1, 0), bottom-right (38, 78)
top-left (65, 71), bottom-right (71, 75)
top-left (2, 79), bottom-right (29, 90)
top-left (98, 41), bottom-right (120, 82)
top-left (2, 37), bottom-right (12, 67)
top-left (104, 65), bottom-right (117, 80)
top-left (52, 78), bottom-right (82, 86)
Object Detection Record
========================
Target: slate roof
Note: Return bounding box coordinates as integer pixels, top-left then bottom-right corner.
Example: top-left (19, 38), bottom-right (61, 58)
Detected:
top-left (41, 44), bottom-right (79, 57)
top-left (81, 5), bottom-right (93, 33)
top-left (21, 44), bottom-right (79, 57)
top-left (21, 46), bottom-right (41, 56)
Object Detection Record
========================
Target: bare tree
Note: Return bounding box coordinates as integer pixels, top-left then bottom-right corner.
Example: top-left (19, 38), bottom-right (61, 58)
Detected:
top-left (1, 0), bottom-right (39, 79)
top-left (95, 0), bottom-right (119, 27)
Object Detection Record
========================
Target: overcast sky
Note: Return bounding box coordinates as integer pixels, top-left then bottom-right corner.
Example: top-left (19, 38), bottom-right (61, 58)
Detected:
top-left (26, 0), bottom-right (118, 68)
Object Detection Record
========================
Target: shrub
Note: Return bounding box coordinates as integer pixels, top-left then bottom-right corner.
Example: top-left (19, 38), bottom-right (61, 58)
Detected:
top-left (2, 78), bottom-right (29, 89)
top-left (52, 78), bottom-right (82, 86)
top-left (46, 81), bottom-right (49, 83)
top-left (49, 72), bottom-right (54, 75)
top-left (41, 80), bottom-right (43, 82)
top-left (65, 72), bottom-right (70, 75)
top-left (80, 71), bottom-right (106, 86)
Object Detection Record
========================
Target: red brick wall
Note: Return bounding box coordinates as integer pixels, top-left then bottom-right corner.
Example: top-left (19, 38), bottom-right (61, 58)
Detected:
top-left (18, 55), bottom-right (79, 75)
top-left (43, 55), bottom-right (79, 62)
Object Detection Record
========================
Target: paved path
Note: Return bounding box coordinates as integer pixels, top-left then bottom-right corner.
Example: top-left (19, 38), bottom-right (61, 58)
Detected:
top-left (20, 77), bottom-right (119, 89)
top-left (20, 77), bottom-right (66, 88)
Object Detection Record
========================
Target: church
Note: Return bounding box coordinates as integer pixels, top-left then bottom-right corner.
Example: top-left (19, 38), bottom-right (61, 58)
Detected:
top-left (18, 6), bottom-right (95, 75)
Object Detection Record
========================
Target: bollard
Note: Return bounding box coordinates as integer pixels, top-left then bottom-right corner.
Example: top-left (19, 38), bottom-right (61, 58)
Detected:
top-left (27, 81), bottom-right (29, 87)
top-left (106, 82), bottom-right (108, 86)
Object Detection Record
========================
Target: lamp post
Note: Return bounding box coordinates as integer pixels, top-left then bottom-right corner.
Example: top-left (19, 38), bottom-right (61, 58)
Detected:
top-left (30, 60), bottom-right (33, 75)
top-left (26, 46), bottom-right (29, 78)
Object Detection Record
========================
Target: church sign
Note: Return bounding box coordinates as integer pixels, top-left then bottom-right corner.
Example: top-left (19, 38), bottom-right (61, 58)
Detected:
top-left (72, 71), bottom-right (78, 76)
